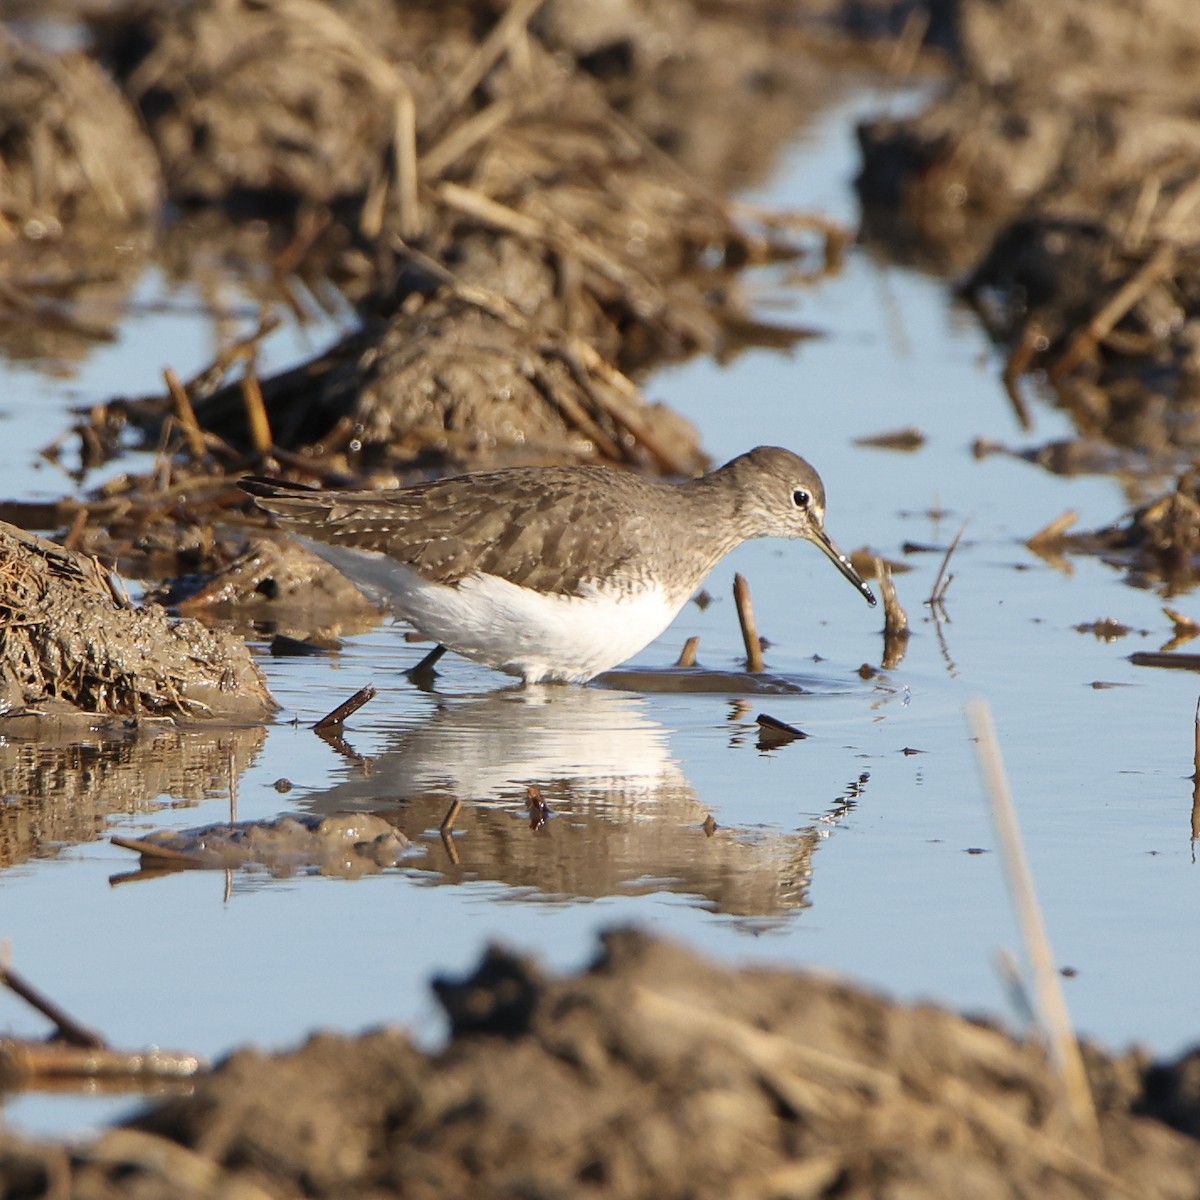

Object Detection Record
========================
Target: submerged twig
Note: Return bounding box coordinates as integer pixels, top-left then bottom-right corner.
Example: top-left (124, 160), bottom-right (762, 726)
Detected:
top-left (966, 699), bottom-right (1099, 1142)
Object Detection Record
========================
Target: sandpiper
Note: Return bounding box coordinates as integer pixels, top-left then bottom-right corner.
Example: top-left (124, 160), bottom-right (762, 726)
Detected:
top-left (241, 447), bottom-right (875, 683)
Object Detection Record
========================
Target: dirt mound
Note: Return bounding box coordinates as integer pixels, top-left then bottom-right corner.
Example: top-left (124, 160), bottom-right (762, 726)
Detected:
top-left (0, 522), bottom-right (274, 721)
top-left (857, 0), bottom-right (1200, 484)
top-left (3, 930), bottom-right (1198, 1199)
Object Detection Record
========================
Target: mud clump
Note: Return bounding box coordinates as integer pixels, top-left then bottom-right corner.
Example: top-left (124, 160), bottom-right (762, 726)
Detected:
top-left (0, 930), bottom-right (1196, 1199)
top-left (1027, 472), bottom-right (1200, 592)
top-left (0, 523), bottom-right (274, 722)
top-left (0, 33), bottom-right (161, 234)
top-left (113, 811), bottom-right (409, 878)
top-left (858, 0), bottom-right (1200, 470)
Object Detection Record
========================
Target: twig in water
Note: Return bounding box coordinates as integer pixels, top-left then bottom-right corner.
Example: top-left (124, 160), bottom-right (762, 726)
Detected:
top-left (0, 960), bottom-right (106, 1049)
top-left (966, 698), bottom-right (1099, 1142)
top-left (228, 744), bottom-right (238, 824)
top-left (313, 684), bottom-right (377, 732)
top-left (440, 799), bottom-right (463, 864)
top-left (927, 520), bottom-right (967, 615)
top-left (675, 636), bottom-right (699, 668)
top-left (440, 799), bottom-right (462, 835)
top-left (876, 558), bottom-right (910, 670)
top-left (1192, 697), bottom-right (1200, 861)
top-left (733, 573), bottom-right (765, 673)
top-left (755, 712), bottom-right (806, 749)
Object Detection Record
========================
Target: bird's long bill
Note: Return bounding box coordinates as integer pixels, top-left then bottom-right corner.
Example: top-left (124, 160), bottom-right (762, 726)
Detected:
top-left (811, 526), bottom-right (877, 606)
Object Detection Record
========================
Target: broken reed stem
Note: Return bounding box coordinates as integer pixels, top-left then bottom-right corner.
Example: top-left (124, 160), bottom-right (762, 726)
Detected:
top-left (877, 559), bottom-right (910, 670)
top-left (733, 573), bottom-right (765, 673)
top-left (394, 84), bottom-right (420, 240)
top-left (312, 684), bottom-right (377, 732)
top-left (966, 698), bottom-right (1099, 1141)
top-left (240, 365), bottom-right (273, 454)
top-left (1192, 698), bottom-right (1200, 849)
top-left (228, 745), bottom-right (238, 824)
top-left (163, 367), bottom-right (206, 461)
top-left (440, 798), bottom-right (462, 834)
top-left (675, 636), bottom-right (699, 668)
top-left (420, 0), bottom-right (546, 137)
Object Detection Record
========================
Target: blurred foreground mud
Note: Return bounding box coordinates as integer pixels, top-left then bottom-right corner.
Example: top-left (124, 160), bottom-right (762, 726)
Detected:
top-left (2, 931), bottom-right (1200, 1199)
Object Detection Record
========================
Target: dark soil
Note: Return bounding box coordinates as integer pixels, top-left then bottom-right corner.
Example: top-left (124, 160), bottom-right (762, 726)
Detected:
top-left (2, 931), bottom-right (1199, 1199)
top-left (857, 0), bottom-right (1200, 590)
top-left (0, 523), bottom-right (274, 721)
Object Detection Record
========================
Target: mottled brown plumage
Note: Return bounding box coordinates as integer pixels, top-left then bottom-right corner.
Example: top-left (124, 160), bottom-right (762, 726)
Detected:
top-left (241, 448), bottom-right (875, 682)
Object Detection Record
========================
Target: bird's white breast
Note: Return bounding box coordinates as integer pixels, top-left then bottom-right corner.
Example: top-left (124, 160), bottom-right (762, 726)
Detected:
top-left (299, 538), bottom-right (683, 683)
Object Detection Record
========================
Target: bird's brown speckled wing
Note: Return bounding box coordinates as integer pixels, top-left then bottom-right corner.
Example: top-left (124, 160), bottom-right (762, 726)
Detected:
top-left (242, 470), bottom-right (662, 596)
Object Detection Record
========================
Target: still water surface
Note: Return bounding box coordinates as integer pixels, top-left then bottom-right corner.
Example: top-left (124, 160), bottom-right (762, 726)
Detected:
top-left (3, 89), bottom-right (1199, 1134)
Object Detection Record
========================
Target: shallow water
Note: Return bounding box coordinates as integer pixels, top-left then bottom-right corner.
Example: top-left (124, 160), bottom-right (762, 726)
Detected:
top-left (4, 87), bottom-right (1200, 1136)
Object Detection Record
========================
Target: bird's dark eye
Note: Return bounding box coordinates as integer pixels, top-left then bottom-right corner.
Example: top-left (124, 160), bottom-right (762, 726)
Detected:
top-left (792, 489), bottom-right (810, 509)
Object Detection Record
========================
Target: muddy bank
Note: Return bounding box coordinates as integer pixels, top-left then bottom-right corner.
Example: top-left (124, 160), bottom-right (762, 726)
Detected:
top-left (2, 931), bottom-right (1199, 1199)
top-left (0, 523), bottom-right (273, 722)
top-left (858, 0), bottom-right (1200, 484)
top-left (852, 0), bottom-right (1200, 596)
top-left (0, 0), bottom-right (901, 602)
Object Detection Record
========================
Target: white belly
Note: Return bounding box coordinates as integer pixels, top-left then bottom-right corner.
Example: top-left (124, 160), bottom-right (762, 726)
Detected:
top-left (300, 539), bottom-right (683, 683)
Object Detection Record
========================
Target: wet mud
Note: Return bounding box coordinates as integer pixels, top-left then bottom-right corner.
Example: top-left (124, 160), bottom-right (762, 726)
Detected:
top-left (112, 811), bottom-right (409, 879)
top-left (4, 931), bottom-right (1200, 1199)
top-left (0, 524), bottom-right (273, 722)
top-left (4, 0), bottom-right (1200, 1192)
top-left (858, 0), bottom-right (1200, 592)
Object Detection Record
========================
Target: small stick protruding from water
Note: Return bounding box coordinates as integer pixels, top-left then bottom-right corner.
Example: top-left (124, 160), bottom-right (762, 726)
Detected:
top-left (313, 685), bottom-right (377, 732)
top-left (928, 520), bottom-right (967, 614)
top-left (0, 960), bottom-right (106, 1049)
top-left (228, 745), bottom-right (238, 824)
top-left (675, 636), bottom-right (699, 668)
top-left (733, 573), bottom-right (765, 673)
top-left (1192, 698), bottom-right (1200, 856)
top-left (967, 698), bottom-right (1099, 1141)
top-left (876, 558), bottom-right (910, 670)
top-left (439, 799), bottom-right (463, 865)
top-left (755, 712), bottom-right (806, 749)
top-left (440, 798), bottom-right (462, 835)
